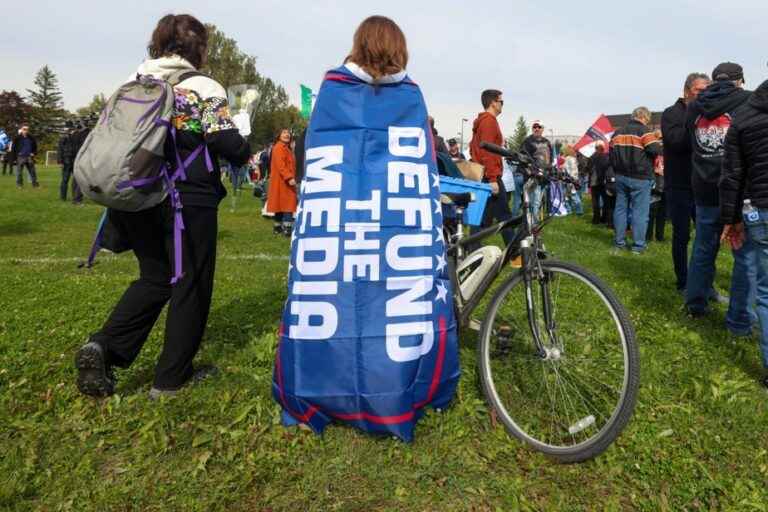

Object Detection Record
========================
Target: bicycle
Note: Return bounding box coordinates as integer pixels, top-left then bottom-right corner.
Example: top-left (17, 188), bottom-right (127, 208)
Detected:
top-left (440, 142), bottom-right (639, 463)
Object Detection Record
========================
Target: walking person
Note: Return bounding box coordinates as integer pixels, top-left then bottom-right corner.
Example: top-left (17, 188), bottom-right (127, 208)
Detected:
top-left (13, 125), bottom-right (39, 188)
top-left (720, 75), bottom-right (768, 386)
top-left (469, 89), bottom-right (515, 245)
top-left (266, 128), bottom-right (297, 236)
top-left (685, 62), bottom-right (753, 324)
top-left (662, 72), bottom-right (710, 292)
top-left (609, 107), bottom-right (662, 254)
top-left (75, 14), bottom-right (251, 398)
top-left (58, 126), bottom-right (77, 201)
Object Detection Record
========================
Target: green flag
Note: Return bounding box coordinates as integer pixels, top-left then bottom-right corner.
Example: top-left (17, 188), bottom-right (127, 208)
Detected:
top-left (300, 84), bottom-right (313, 120)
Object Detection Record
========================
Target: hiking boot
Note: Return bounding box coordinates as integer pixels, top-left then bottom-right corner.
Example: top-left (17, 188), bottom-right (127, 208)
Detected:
top-left (75, 341), bottom-right (116, 397)
top-left (272, 224), bottom-right (284, 235)
top-left (148, 365), bottom-right (219, 400)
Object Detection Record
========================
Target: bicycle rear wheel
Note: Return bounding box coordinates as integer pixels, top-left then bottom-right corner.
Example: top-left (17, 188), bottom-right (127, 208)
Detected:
top-left (478, 260), bottom-right (639, 462)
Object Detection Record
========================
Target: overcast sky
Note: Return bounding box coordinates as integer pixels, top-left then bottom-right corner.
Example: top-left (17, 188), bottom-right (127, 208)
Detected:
top-left (4, 0), bottom-right (768, 141)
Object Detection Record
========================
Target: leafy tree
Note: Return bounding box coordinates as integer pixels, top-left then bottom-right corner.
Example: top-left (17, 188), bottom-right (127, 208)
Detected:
top-left (76, 93), bottom-right (107, 117)
top-left (506, 115), bottom-right (528, 152)
top-left (0, 91), bottom-right (33, 136)
top-left (203, 24), bottom-right (299, 148)
top-left (27, 66), bottom-right (64, 134)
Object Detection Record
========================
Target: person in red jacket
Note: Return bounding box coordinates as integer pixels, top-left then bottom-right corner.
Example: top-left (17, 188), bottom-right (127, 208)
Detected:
top-left (266, 128), bottom-right (298, 236)
top-left (469, 89), bottom-right (514, 244)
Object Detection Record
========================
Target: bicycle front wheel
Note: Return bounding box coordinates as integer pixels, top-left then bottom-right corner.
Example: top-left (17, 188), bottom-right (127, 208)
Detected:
top-left (478, 260), bottom-right (639, 462)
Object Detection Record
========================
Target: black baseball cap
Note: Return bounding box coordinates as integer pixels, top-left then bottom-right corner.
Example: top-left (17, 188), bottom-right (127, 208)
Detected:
top-left (712, 62), bottom-right (744, 82)
top-left (447, 138), bottom-right (458, 145)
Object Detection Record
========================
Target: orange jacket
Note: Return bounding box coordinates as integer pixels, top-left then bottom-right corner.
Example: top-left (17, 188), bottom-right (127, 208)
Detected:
top-left (266, 141), bottom-right (297, 214)
top-left (469, 112), bottom-right (503, 180)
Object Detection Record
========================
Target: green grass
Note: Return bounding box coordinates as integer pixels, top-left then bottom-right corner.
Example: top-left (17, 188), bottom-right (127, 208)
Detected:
top-left (1, 167), bottom-right (768, 511)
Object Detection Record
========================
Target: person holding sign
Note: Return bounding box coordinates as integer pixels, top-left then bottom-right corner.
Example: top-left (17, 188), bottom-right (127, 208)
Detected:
top-left (272, 16), bottom-right (460, 441)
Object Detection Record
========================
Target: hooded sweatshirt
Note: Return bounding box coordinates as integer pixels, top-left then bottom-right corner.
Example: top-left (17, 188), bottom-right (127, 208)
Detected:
top-left (131, 55), bottom-right (251, 208)
top-left (686, 80), bottom-right (751, 206)
top-left (720, 79), bottom-right (768, 223)
top-left (469, 112), bottom-right (503, 180)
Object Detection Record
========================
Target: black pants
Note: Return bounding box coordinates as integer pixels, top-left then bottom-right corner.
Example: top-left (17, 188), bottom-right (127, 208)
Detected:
top-left (647, 192), bottom-right (666, 242)
top-left (60, 162), bottom-right (83, 202)
top-left (1, 157), bottom-right (11, 175)
top-left (91, 203), bottom-right (218, 389)
top-left (591, 185), bottom-right (608, 224)
top-left (666, 188), bottom-right (696, 290)
top-left (470, 177), bottom-right (515, 248)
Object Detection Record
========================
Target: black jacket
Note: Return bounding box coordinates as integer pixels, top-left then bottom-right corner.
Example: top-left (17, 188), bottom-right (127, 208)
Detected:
top-left (11, 134), bottom-right (37, 158)
top-left (609, 119), bottom-right (661, 180)
top-left (522, 135), bottom-right (553, 168)
top-left (58, 133), bottom-right (77, 165)
top-left (662, 98), bottom-right (692, 191)
top-left (589, 151), bottom-right (612, 187)
top-left (720, 79), bottom-right (768, 223)
top-left (686, 81), bottom-right (751, 206)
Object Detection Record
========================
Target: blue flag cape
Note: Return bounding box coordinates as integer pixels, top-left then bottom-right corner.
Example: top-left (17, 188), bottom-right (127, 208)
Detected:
top-left (272, 64), bottom-right (460, 441)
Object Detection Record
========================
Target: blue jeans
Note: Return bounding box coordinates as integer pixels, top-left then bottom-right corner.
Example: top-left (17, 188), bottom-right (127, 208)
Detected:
top-left (511, 173), bottom-right (525, 218)
top-left (686, 205), bottom-right (756, 329)
top-left (567, 184), bottom-right (583, 215)
top-left (613, 175), bottom-right (653, 251)
top-left (744, 209), bottom-right (768, 367)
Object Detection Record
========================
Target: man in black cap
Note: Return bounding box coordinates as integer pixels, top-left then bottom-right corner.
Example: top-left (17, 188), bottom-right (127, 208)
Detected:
top-left (447, 138), bottom-right (465, 161)
top-left (685, 62), bottom-right (753, 330)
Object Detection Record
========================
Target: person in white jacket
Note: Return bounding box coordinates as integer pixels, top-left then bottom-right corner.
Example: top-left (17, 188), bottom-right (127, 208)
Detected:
top-left (563, 145), bottom-right (583, 215)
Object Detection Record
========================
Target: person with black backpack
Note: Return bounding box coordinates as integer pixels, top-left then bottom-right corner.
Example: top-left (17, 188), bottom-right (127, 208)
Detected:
top-left (74, 14), bottom-right (250, 399)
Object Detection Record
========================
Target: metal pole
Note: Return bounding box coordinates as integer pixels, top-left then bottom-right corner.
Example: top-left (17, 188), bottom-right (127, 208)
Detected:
top-left (460, 118), bottom-right (468, 153)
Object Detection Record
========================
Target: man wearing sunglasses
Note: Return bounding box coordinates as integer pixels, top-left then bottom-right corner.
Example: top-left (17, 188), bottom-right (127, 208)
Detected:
top-left (522, 121), bottom-right (553, 219)
top-left (469, 89), bottom-right (514, 245)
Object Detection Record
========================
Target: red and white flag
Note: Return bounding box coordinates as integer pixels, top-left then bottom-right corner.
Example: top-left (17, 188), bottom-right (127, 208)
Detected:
top-left (574, 115), bottom-right (615, 158)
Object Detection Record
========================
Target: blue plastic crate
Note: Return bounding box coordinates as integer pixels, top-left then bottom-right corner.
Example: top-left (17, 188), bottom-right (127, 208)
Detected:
top-left (439, 176), bottom-right (492, 226)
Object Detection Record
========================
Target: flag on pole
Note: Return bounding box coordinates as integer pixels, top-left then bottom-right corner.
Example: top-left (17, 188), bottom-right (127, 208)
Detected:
top-left (300, 84), bottom-right (313, 119)
top-left (574, 115), bottom-right (615, 158)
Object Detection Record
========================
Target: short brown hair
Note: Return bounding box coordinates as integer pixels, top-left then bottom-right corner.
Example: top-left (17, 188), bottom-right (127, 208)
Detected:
top-left (481, 89), bottom-right (502, 109)
top-left (346, 16), bottom-right (408, 80)
top-left (148, 14), bottom-right (208, 69)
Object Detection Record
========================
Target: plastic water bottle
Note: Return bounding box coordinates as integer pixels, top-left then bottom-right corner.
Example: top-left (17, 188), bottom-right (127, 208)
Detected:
top-left (743, 199), bottom-right (759, 223)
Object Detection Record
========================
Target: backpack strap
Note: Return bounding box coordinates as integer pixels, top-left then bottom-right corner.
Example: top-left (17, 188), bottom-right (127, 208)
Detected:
top-left (167, 70), bottom-right (208, 87)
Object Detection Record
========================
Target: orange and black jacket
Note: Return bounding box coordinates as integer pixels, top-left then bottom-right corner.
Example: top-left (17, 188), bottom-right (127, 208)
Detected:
top-left (609, 120), bottom-right (662, 180)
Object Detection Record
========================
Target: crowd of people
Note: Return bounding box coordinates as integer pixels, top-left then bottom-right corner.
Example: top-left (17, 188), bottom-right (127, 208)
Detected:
top-left (464, 63), bottom-right (768, 389)
top-left (1, 11), bottom-right (760, 438)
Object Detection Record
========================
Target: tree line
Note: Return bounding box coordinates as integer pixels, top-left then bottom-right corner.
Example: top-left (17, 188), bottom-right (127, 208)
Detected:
top-left (0, 24), bottom-right (306, 152)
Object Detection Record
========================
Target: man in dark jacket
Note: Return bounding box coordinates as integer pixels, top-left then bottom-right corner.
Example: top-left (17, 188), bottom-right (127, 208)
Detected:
top-left (662, 72), bottom-right (710, 291)
top-left (720, 76), bottom-right (768, 386)
top-left (685, 63), bottom-right (753, 324)
top-left (522, 121), bottom-right (552, 219)
top-left (13, 124), bottom-right (39, 188)
top-left (609, 107), bottom-right (662, 253)
top-left (69, 122), bottom-right (90, 204)
top-left (58, 126), bottom-right (77, 201)
top-left (588, 141), bottom-right (613, 225)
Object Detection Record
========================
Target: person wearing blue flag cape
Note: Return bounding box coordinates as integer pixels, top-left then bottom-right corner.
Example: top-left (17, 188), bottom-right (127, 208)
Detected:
top-left (272, 16), bottom-right (460, 442)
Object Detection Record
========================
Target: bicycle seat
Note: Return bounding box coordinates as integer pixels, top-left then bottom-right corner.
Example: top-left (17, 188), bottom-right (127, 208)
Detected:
top-left (440, 192), bottom-right (474, 208)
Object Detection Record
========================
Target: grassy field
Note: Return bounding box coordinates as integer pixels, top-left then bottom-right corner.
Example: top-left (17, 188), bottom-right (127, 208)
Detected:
top-left (2, 167), bottom-right (768, 511)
